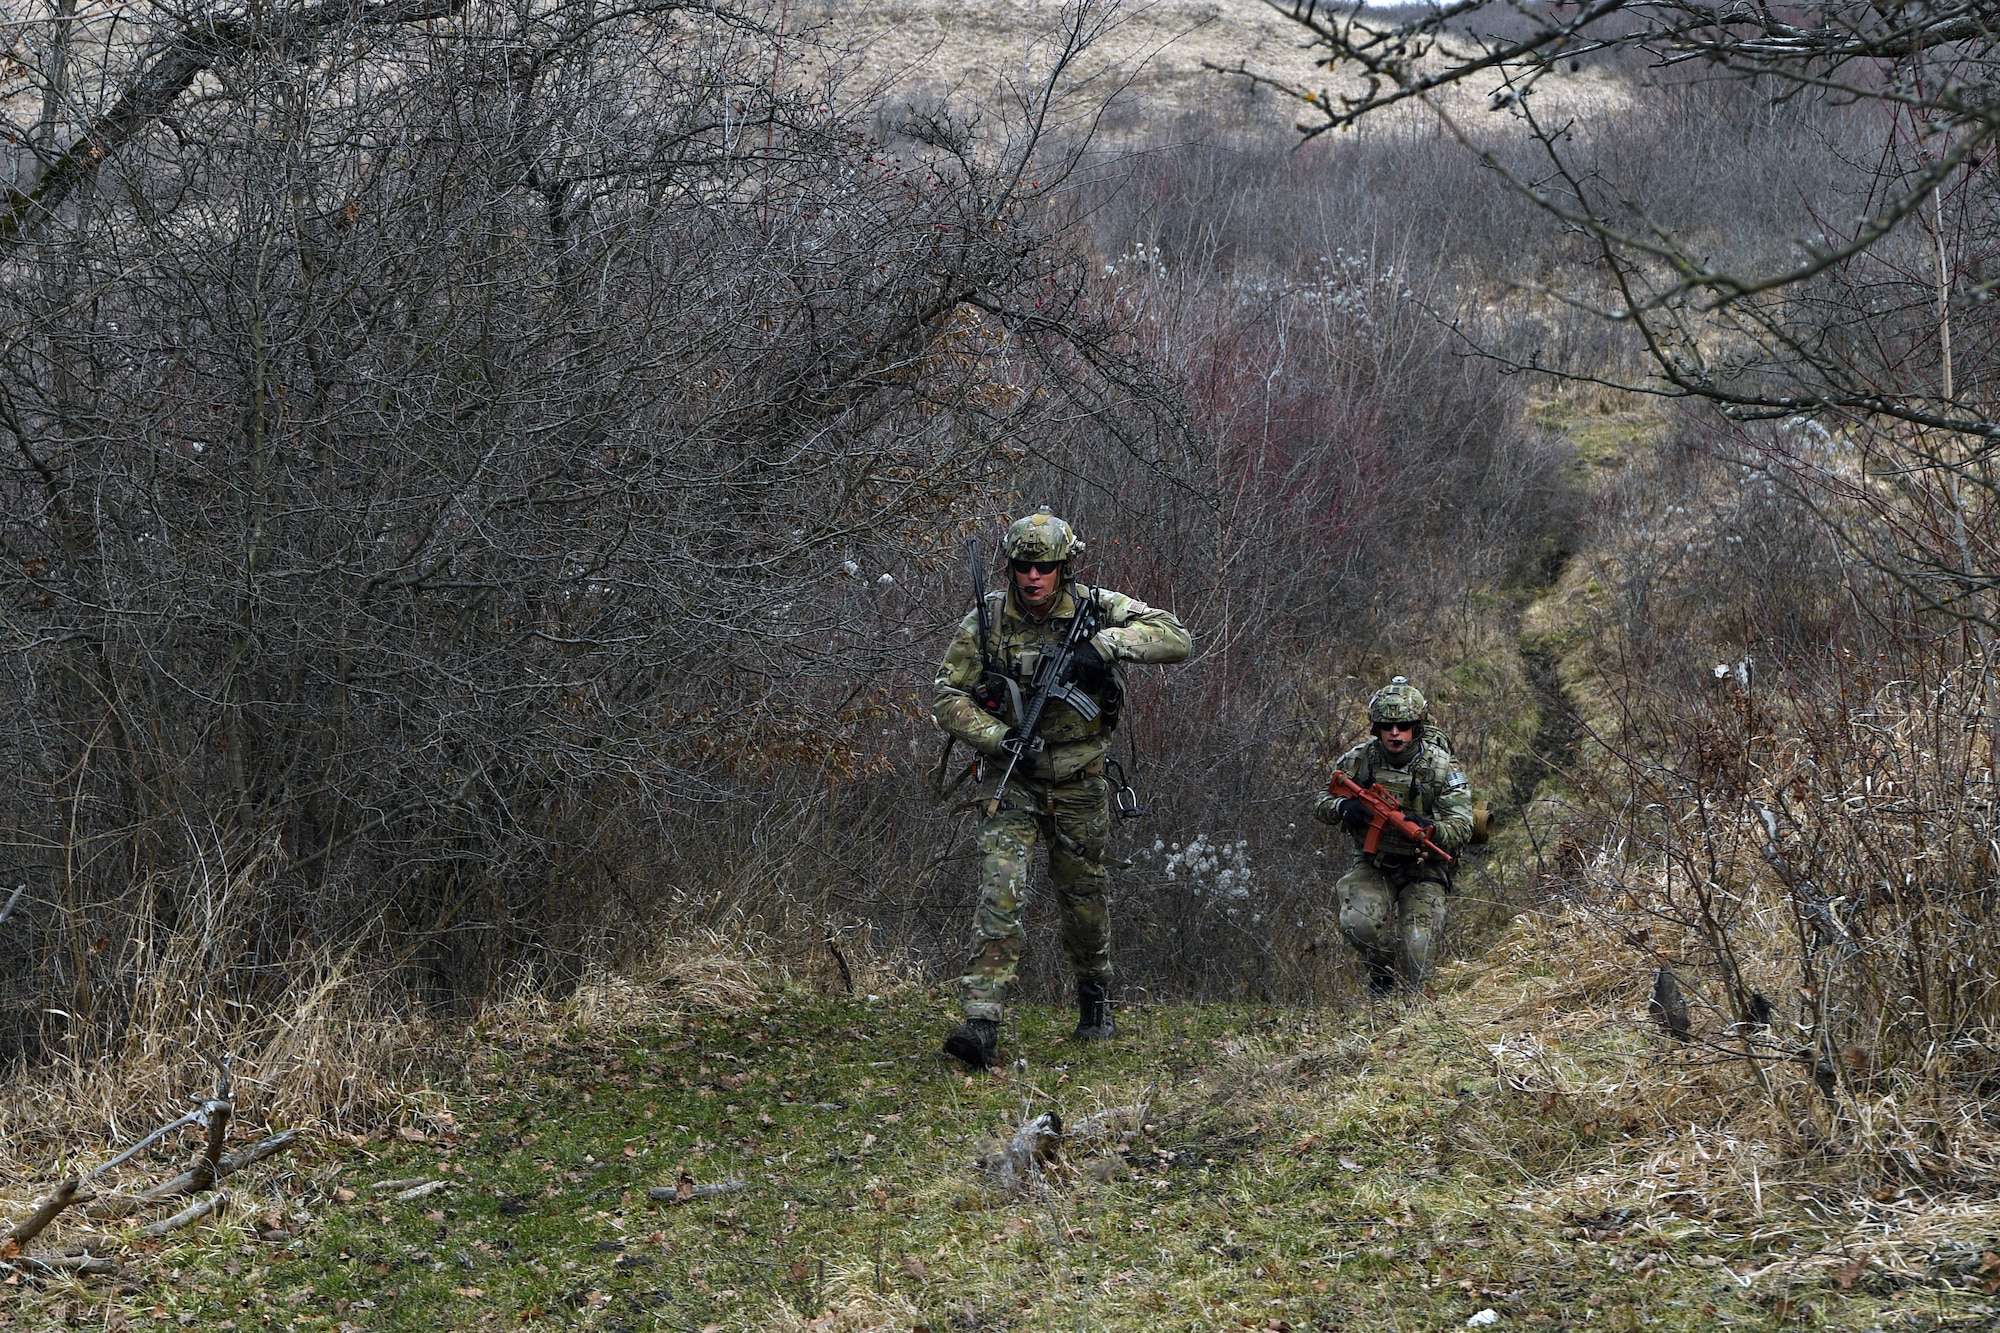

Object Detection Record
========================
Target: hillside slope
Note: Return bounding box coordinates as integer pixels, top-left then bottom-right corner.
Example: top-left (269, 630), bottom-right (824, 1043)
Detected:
top-left (13, 963), bottom-right (1996, 1331)
top-left (805, 0), bottom-right (1632, 136)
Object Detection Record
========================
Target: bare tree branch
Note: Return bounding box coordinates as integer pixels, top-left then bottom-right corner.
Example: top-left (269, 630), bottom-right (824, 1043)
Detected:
top-left (0, 0), bottom-right (467, 247)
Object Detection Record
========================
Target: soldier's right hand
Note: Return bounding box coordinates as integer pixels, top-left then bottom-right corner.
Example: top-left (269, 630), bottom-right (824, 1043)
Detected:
top-left (1336, 798), bottom-right (1370, 831)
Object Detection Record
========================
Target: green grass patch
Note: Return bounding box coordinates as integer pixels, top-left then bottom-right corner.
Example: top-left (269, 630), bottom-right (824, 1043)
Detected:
top-left (32, 990), bottom-right (1999, 1331)
top-left (1529, 393), bottom-right (1670, 476)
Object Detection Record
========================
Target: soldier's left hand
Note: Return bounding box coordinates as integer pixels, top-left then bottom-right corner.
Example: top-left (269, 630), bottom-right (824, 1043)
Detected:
top-left (1071, 640), bottom-right (1113, 692)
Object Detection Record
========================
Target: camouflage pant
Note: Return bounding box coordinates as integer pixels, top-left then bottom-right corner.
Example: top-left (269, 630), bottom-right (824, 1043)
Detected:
top-left (960, 772), bottom-right (1112, 1022)
top-left (1336, 861), bottom-right (1447, 984)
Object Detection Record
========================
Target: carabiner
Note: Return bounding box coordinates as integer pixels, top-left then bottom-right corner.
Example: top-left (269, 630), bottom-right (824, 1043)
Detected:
top-left (1105, 758), bottom-right (1146, 819)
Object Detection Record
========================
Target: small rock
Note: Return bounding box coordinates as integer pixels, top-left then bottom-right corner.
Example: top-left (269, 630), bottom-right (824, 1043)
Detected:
top-left (1467, 1310), bottom-right (1500, 1327)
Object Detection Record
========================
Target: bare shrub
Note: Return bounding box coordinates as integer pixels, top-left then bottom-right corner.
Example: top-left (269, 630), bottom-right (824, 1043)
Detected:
top-left (1510, 415), bottom-right (2000, 1178)
top-left (0, 0), bottom-right (1185, 1094)
top-left (1220, 0), bottom-right (2000, 1171)
top-left (1252, 1), bottom-right (2000, 595)
top-left (0, 0), bottom-right (1623, 1136)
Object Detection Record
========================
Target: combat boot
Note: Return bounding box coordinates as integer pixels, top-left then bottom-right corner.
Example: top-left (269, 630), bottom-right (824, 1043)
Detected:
top-left (942, 1017), bottom-right (999, 1070)
top-left (1074, 981), bottom-right (1116, 1042)
top-left (1366, 959), bottom-right (1399, 998)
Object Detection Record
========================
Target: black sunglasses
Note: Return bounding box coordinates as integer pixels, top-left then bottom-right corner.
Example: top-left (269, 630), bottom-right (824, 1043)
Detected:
top-left (1010, 559), bottom-right (1064, 575)
top-left (1374, 721), bottom-right (1418, 734)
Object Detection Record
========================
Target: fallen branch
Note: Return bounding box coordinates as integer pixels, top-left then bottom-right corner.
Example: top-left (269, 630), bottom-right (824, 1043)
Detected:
top-left (6, 1178), bottom-right (95, 1248)
top-left (0, 883), bottom-right (24, 931)
top-left (991, 1112), bottom-right (1063, 1192)
top-left (188, 1095), bottom-right (232, 1194)
top-left (646, 1179), bottom-right (748, 1204)
top-left (394, 1181), bottom-right (449, 1203)
top-left (1066, 1103), bottom-right (1147, 1149)
top-left (4, 1254), bottom-right (120, 1278)
top-left (85, 1108), bottom-right (207, 1185)
top-left (140, 1192), bottom-right (229, 1238)
top-left (219, 1129), bottom-right (300, 1174)
top-left (87, 1130), bottom-right (298, 1220)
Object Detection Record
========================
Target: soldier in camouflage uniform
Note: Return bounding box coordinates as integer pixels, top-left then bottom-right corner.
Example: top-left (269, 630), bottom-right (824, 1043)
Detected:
top-left (1312, 677), bottom-right (1473, 996)
top-left (933, 508), bottom-right (1192, 1069)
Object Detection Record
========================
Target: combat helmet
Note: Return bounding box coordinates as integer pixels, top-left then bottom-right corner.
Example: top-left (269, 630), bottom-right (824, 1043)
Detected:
top-left (1003, 506), bottom-right (1083, 565)
top-left (1367, 676), bottom-right (1428, 728)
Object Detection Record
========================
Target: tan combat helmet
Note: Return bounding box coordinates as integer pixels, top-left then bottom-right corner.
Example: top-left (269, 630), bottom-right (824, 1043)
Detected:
top-left (1002, 506), bottom-right (1083, 565)
top-left (1367, 676), bottom-right (1428, 728)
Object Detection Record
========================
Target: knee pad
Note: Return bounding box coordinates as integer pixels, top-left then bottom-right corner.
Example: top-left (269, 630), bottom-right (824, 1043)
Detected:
top-left (1339, 915), bottom-right (1384, 951)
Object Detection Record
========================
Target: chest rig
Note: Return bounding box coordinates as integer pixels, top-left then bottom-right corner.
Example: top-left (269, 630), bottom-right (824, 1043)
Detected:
top-left (974, 587), bottom-right (1121, 740)
top-left (1356, 740), bottom-right (1440, 817)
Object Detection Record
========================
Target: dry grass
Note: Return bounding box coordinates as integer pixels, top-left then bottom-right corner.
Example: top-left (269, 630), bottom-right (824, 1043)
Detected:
top-left (1424, 901), bottom-right (2000, 1292)
top-left (807, 0), bottom-right (1637, 140)
top-left (0, 903), bottom-right (929, 1202)
top-left (13, 956), bottom-right (1998, 1328)
top-left (0, 956), bottom-right (440, 1185)
top-left (770, 1290), bottom-right (931, 1333)
top-left (1474, 402), bottom-right (2000, 1280)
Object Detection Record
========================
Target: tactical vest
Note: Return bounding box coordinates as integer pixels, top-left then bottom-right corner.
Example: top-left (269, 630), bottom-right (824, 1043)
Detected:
top-left (1355, 732), bottom-right (1493, 847)
top-left (1355, 740), bottom-right (1445, 818)
top-left (977, 587), bottom-right (1119, 742)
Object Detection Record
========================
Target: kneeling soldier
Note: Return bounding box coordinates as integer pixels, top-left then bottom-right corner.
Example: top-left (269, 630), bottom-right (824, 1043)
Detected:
top-left (1312, 677), bottom-right (1473, 995)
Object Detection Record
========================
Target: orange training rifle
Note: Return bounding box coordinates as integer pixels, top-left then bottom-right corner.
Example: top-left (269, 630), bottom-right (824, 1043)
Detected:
top-left (1326, 770), bottom-right (1453, 863)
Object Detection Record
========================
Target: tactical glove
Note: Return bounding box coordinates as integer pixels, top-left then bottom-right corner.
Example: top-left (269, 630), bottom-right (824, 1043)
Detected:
top-left (1337, 798), bottom-right (1370, 831)
top-left (1071, 640), bottom-right (1113, 693)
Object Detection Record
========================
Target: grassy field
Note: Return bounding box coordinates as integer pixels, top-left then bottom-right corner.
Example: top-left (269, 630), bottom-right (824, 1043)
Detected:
top-left (19, 958), bottom-right (1998, 1333)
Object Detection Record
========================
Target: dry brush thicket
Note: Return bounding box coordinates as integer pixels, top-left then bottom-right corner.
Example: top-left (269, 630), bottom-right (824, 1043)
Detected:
top-left (1247, 0), bottom-right (2000, 1182)
top-left (1515, 426), bottom-right (2000, 1186)
top-left (0, 0), bottom-right (1591, 1140)
top-left (0, 0), bottom-right (1194, 1127)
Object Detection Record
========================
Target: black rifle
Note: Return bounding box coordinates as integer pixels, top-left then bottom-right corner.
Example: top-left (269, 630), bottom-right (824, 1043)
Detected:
top-left (984, 587), bottom-right (1103, 817)
top-left (965, 539), bottom-right (1014, 721)
top-left (935, 541), bottom-right (1025, 807)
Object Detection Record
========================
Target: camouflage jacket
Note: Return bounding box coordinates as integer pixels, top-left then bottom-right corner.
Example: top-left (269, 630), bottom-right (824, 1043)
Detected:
top-left (933, 582), bottom-right (1191, 782)
top-left (1312, 736), bottom-right (1473, 860)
